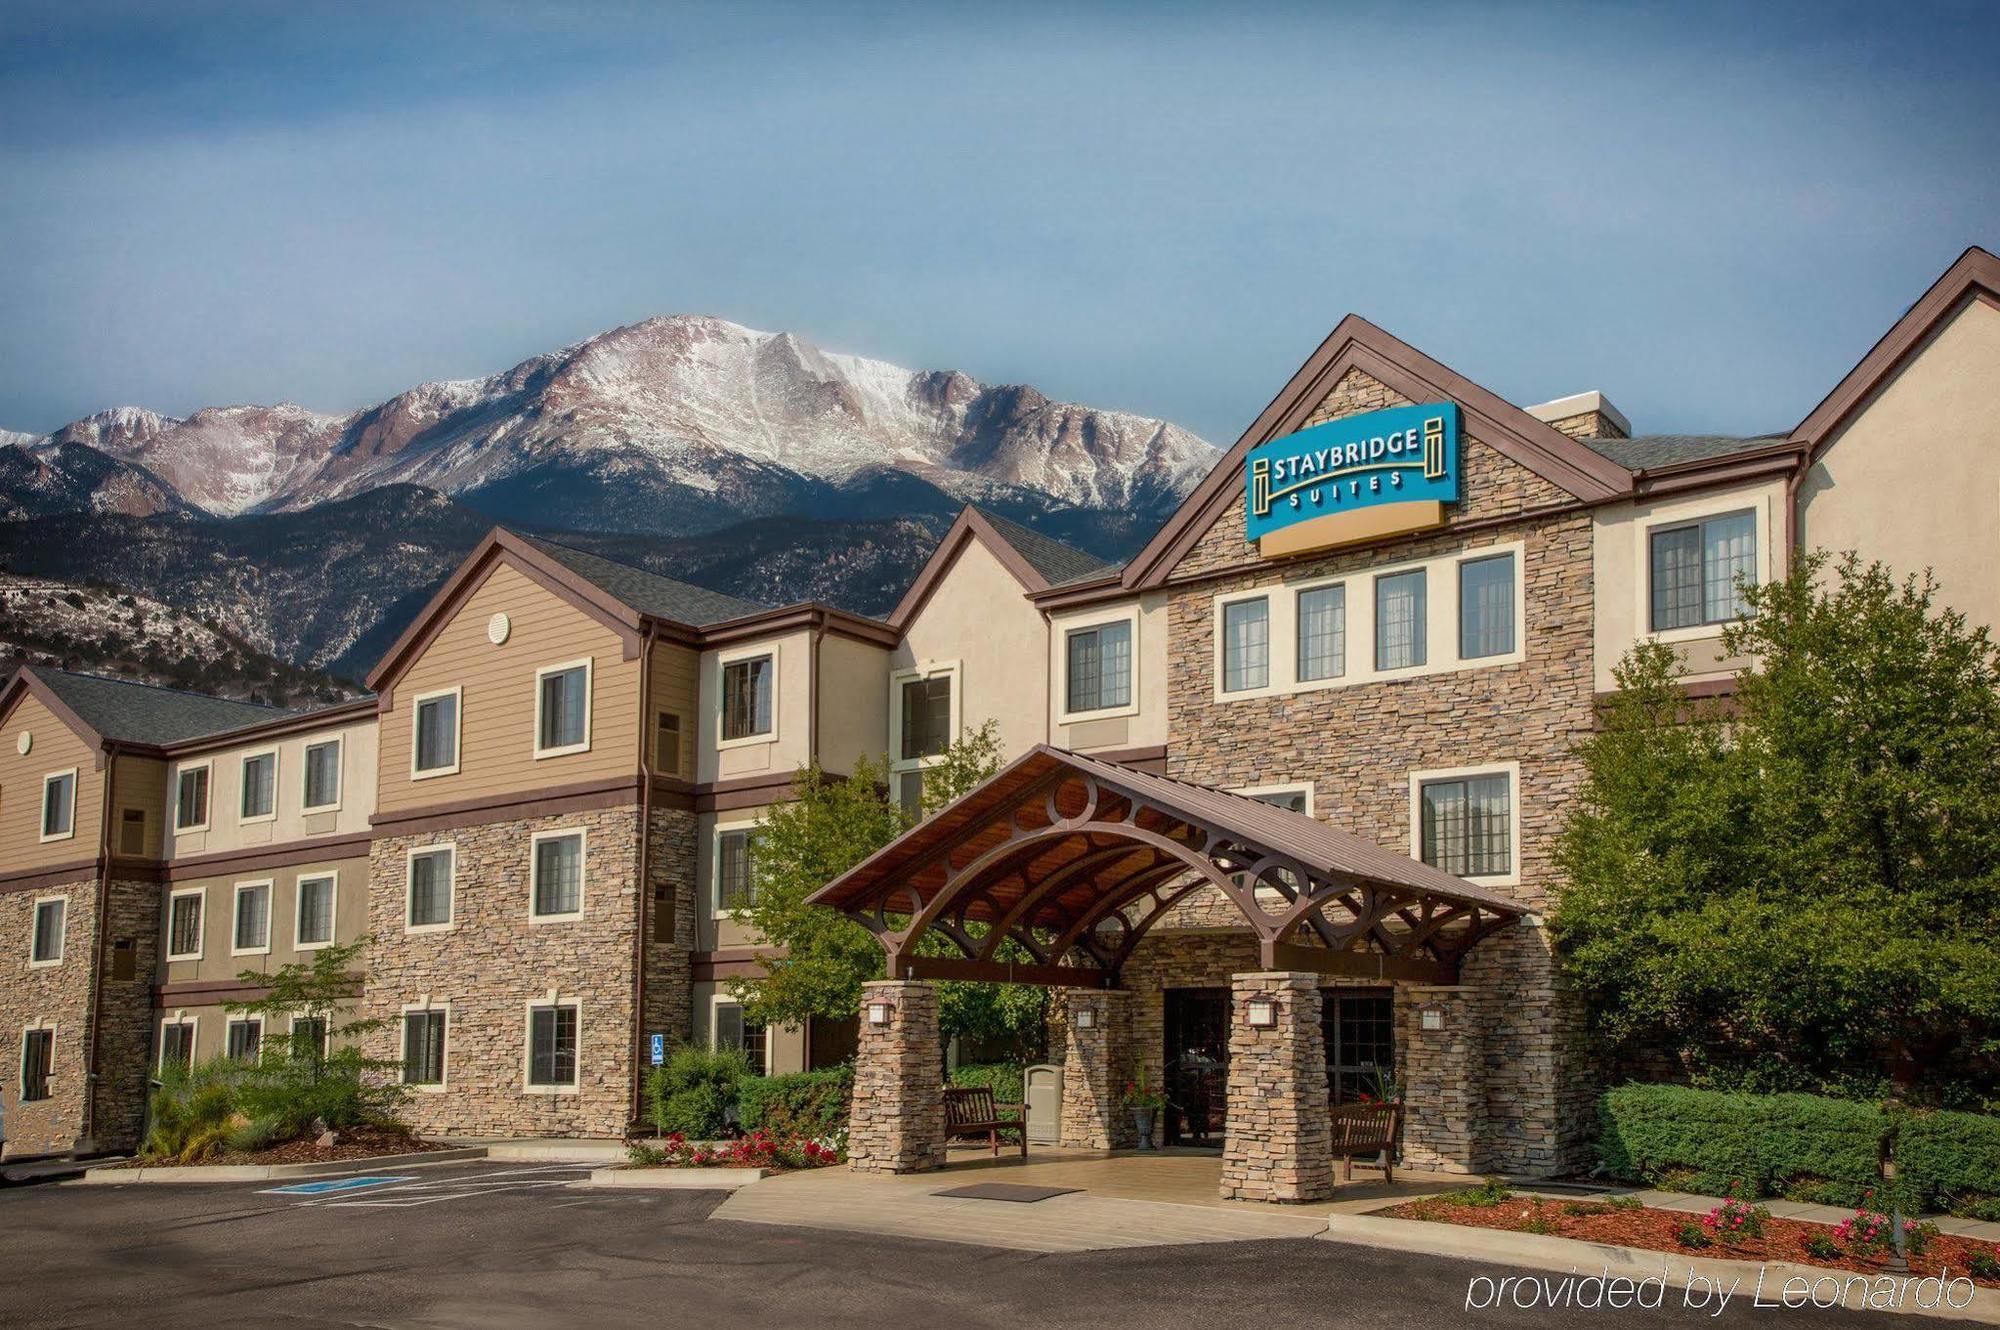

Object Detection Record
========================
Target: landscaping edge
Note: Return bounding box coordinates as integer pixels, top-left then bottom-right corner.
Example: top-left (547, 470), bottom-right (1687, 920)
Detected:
top-left (75, 1147), bottom-right (488, 1184)
top-left (584, 1166), bottom-right (768, 1190)
top-left (1319, 1214), bottom-right (2000, 1324)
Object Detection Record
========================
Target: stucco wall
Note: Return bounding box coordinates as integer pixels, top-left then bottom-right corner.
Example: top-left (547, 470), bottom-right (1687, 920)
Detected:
top-left (168, 720), bottom-right (378, 857)
top-left (159, 853), bottom-right (372, 986)
top-left (698, 629), bottom-right (812, 783)
top-left (893, 538), bottom-right (1048, 761)
top-left (1047, 591), bottom-right (1169, 753)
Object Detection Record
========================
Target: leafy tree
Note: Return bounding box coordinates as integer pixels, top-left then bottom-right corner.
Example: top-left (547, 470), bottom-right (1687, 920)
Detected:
top-left (736, 721), bottom-right (1048, 1053)
top-left (221, 935), bottom-right (408, 1130)
top-left (1554, 552), bottom-right (2000, 1104)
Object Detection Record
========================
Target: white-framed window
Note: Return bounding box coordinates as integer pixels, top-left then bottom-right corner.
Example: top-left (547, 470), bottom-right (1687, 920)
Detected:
top-left (20, 1024), bottom-right (55, 1102)
top-left (401, 1002), bottom-right (449, 1089)
top-left (411, 687), bottom-right (462, 778)
top-left (719, 650), bottom-right (775, 744)
top-left (1236, 782), bottom-right (1315, 816)
top-left (295, 873), bottom-right (337, 950)
top-left (39, 768), bottom-right (76, 842)
top-left (28, 896), bottom-right (66, 967)
top-left (232, 881), bottom-right (273, 955)
top-left (239, 750), bottom-right (277, 822)
top-left (713, 823), bottom-right (759, 916)
top-left (288, 1015), bottom-right (329, 1062)
top-left (1458, 552), bottom-right (1517, 659)
top-left (1649, 508), bottom-right (1758, 632)
top-left (405, 845), bottom-right (455, 932)
top-left (158, 1015), bottom-right (197, 1072)
top-left (1062, 614), bottom-right (1136, 718)
top-left (225, 1016), bottom-right (262, 1062)
top-left (529, 829), bottom-right (586, 921)
top-left (1220, 595), bottom-right (1270, 693)
top-left (302, 738), bottom-right (342, 811)
top-left (165, 887), bottom-right (205, 962)
top-left (534, 658), bottom-right (593, 758)
top-left (888, 662), bottom-right (959, 815)
top-left (1296, 583), bottom-right (1346, 683)
top-left (173, 762), bottom-right (211, 833)
top-left (525, 1000), bottom-right (580, 1091)
top-left (710, 995), bottom-right (769, 1075)
top-left (1375, 569), bottom-right (1428, 671)
top-left (1409, 762), bottom-right (1521, 886)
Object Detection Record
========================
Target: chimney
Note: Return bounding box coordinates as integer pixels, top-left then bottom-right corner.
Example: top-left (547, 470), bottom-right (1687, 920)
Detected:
top-left (1526, 390), bottom-right (1630, 441)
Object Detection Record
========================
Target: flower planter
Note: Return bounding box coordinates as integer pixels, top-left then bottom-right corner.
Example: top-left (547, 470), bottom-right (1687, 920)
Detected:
top-left (1129, 1106), bottom-right (1158, 1151)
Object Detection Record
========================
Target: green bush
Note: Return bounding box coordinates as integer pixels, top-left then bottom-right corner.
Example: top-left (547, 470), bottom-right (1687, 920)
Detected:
top-left (143, 1058), bottom-right (243, 1162)
top-left (644, 1045), bottom-right (751, 1139)
top-left (223, 1114), bottom-right (287, 1154)
top-left (234, 1045), bottom-right (405, 1135)
top-left (950, 1062), bottom-right (1024, 1108)
top-left (1898, 1108), bottom-right (2000, 1213)
top-left (737, 1067), bottom-right (852, 1137)
top-left (1597, 1084), bottom-right (1884, 1199)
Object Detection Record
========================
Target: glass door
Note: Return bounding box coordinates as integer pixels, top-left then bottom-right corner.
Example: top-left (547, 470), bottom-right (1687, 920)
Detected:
top-left (1163, 987), bottom-right (1230, 1147)
top-left (1323, 989), bottom-right (1395, 1104)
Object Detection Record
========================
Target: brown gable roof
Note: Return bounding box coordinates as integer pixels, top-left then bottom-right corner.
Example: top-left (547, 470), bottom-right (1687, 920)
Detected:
top-left (888, 505), bottom-right (1109, 630)
top-left (1789, 246), bottom-right (2000, 460)
top-left (1121, 314), bottom-right (1635, 589)
top-left (0, 665), bottom-right (291, 752)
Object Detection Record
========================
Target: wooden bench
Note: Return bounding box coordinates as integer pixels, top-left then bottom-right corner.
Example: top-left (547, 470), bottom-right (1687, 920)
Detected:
top-left (1330, 1101), bottom-right (1400, 1182)
top-left (944, 1085), bottom-right (1028, 1157)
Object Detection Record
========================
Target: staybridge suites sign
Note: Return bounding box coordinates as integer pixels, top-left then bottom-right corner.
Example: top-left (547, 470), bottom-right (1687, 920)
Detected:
top-left (1245, 401), bottom-right (1461, 556)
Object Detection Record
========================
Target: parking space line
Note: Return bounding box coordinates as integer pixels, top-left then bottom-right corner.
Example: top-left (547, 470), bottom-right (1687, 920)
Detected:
top-left (294, 1163), bottom-right (594, 1208)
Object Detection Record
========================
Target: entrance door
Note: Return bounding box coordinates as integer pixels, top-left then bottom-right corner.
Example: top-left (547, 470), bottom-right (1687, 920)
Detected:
top-left (1163, 987), bottom-right (1229, 1147)
top-left (1322, 989), bottom-right (1395, 1104)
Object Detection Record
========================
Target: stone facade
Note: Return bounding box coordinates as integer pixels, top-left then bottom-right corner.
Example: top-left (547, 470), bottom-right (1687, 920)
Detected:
top-left (1396, 984), bottom-right (1494, 1173)
top-left (365, 806), bottom-right (647, 1138)
top-left (1161, 364), bottom-right (1600, 1175)
top-left (1056, 988), bottom-right (1133, 1149)
top-left (1219, 972), bottom-right (1333, 1203)
top-left (1544, 409), bottom-right (1626, 441)
top-left (847, 980), bottom-right (945, 1173)
top-left (90, 876), bottom-right (163, 1153)
top-left (0, 877), bottom-right (98, 1159)
top-left (642, 806), bottom-right (698, 1048)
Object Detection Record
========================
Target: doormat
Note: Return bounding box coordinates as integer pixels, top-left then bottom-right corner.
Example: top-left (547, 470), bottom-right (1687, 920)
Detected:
top-left (933, 1182), bottom-right (1081, 1203)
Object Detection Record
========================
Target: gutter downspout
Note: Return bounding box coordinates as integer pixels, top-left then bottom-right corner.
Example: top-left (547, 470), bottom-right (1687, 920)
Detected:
top-left (809, 615), bottom-right (824, 768)
top-left (1784, 447), bottom-right (1811, 558)
top-left (630, 621), bottom-right (659, 1128)
top-left (81, 742), bottom-right (118, 1150)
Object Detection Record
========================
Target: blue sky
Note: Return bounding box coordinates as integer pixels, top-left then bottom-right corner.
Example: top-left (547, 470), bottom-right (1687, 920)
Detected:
top-left (2, 1), bottom-right (1996, 445)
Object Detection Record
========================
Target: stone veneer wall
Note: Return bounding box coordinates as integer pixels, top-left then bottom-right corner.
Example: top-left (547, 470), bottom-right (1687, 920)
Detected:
top-left (1544, 409), bottom-right (1626, 441)
top-left (91, 877), bottom-right (163, 1152)
top-left (1057, 988), bottom-right (1133, 1149)
top-left (847, 980), bottom-right (945, 1173)
top-left (1161, 364), bottom-right (1599, 1175)
top-left (366, 806), bottom-right (645, 1138)
top-left (1219, 972), bottom-right (1333, 1202)
top-left (642, 807), bottom-right (697, 1048)
top-left (1397, 984), bottom-right (1495, 1173)
top-left (0, 876), bottom-right (98, 1158)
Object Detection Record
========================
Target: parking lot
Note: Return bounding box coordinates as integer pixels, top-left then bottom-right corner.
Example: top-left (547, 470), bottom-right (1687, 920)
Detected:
top-left (0, 1161), bottom-right (1901, 1329)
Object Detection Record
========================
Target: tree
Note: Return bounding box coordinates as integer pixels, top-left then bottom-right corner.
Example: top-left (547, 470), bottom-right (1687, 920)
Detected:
top-left (1554, 551), bottom-right (2000, 1104)
top-left (736, 721), bottom-right (1049, 1054)
top-left (221, 935), bottom-right (407, 1131)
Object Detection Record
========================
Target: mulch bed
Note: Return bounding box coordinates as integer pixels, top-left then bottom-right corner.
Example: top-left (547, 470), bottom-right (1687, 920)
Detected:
top-left (118, 1125), bottom-right (453, 1169)
top-left (1384, 1191), bottom-right (2000, 1289)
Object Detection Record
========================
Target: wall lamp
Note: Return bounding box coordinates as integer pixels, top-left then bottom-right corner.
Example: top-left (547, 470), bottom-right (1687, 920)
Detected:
top-left (1246, 998), bottom-right (1277, 1029)
top-left (866, 1000), bottom-right (895, 1027)
top-left (1419, 1005), bottom-right (1448, 1032)
top-left (1073, 1005), bottom-right (1096, 1030)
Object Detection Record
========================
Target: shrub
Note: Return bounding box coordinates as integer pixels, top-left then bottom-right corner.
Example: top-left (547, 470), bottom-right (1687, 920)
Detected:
top-left (1453, 1176), bottom-right (1513, 1208)
top-left (1597, 1085), bottom-right (1885, 1199)
top-left (1782, 1177), bottom-right (1874, 1208)
top-left (143, 1059), bottom-right (242, 1162)
top-left (1701, 1188), bottom-right (1771, 1242)
top-left (644, 1045), bottom-right (751, 1138)
top-left (737, 1066), bottom-right (852, 1137)
top-left (1804, 1232), bottom-right (1841, 1261)
top-left (1897, 1108), bottom-right (2000, 1213)
top-left (1675, 1221), bottom-right (1712, 1250)
top-left (234, 1045), bottom-right (406, 1136)
top-left (223, 1114), bottom-right (287, 1154)
top-left (1968, 1249), bottom-right (2000, 1280)
top-left (950, 1062), bottom-right (1024, 1108)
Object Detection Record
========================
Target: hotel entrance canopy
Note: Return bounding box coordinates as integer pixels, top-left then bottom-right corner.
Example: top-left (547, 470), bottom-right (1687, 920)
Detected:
top-left (809, 746), bottom-right (1526, 988)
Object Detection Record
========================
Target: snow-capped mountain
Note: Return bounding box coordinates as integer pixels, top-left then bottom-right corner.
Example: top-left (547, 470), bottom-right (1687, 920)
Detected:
top-left (14, 317), bottom-right (1216, 529)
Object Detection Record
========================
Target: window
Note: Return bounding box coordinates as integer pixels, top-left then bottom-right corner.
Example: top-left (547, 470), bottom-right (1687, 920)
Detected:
top-left (714, 1001), bottom-right (768, 1074)
top-left (1325, 991), bottom-right (1395, 1105)
top-left (536, 661), bottom-right (591, 756)
top-left (1243, 786), bottom-right (1311, 815)
top-left (29, 898), bottom-right (64, 966)
top-left (233, 882), bottom-right (272, 954)
top-left (159, 1021), bottom-right (195, 1072)
top-left (532, 832), bottom-right (584, 919)
top-left (716, 828), bottom-right (757, 912)
top-left (1650, 510), bottom-right (1757, 630)
top-left (296, 875), bottom-right (336, 948)
top-left (225, 1018), bottom-right (262, 1061)
top-left (1221, 597), bottom-right (1269, 693)
top-left (527, 1004), bottom-right (579, 1088)
top-left (240, 752), bottom-right (276, 820)
top-left (174, 764), bottom-right (210, 831)
top-left (655, 712), bottom-right (684, 777)
top-left (897, 674), bottom-right (953, 762)
top-left (21, 1028), bottom-right (54, 1102)
top-left (1065, 620), bottom-right (1133, 713)
top-left (1375, 570), bottom-right (1427, 671)
top-left (303, 740), bottom-right (341, 810)
top-left (721, 655), bottom-right (774, 741)
top-left (894, 769), bottom-right (925, 817)
top-left (413, 690), bottom-right (460, 776)
top-left (407, 847), bottom-right (454, 929)
top-left (40, 770), bottom-right (75, 840)
top-left (166, 889), bottom-right (203, 961)
top-left (403, 1009), bottom-right (447, 1086)
top-left (1296, 585), bottom-right (1347, 682)
top-left (118, 808), bottom-right (147, 856)
top-left (290, 1017), bottom-right (328, 1062)
top-left (1458, 553), bottom-right (1516, 659)
top-left (1419, 772), bottom-right (1513, 878)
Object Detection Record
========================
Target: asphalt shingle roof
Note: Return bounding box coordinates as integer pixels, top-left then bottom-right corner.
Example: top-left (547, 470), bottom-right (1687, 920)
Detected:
top-left (31, 669), bottom-right (291, 746)
top-left (972, 508), bottom-right (1120, 587)
top-left (1577, 433), bottom-right (1786, 471)
top-left (523, 537), bottom-right (771, 627)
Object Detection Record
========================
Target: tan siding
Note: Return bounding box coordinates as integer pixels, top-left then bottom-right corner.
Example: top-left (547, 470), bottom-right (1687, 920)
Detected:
top-left (378, 563), bottom-right (640, 814)
top-left (110, 756), bottom-right (168, 860)
top-left (0, 694), bottom-right (103, 872)
top-left (646, 642), bottom-right (699, 778)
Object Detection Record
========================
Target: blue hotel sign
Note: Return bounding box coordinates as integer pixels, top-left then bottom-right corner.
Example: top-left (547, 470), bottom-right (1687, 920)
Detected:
top-left (1246, 402), bottom-right (1461, 549)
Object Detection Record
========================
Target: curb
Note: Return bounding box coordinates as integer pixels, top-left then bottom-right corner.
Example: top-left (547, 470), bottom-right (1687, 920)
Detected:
top-left (75, 1146), bottom-right (487, 1184)
top-left (584, 1166), bottom-right (767, 1190)
top-left (1319, 1214), bottom-right (1999, 1323)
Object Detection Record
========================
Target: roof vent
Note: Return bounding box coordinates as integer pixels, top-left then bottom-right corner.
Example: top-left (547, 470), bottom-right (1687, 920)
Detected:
top-left (1526, 390), bottom-right (1630, 441)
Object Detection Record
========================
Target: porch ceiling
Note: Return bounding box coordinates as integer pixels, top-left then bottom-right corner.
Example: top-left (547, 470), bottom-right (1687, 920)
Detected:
top-left (809, 745), bottom-right (1526, 987)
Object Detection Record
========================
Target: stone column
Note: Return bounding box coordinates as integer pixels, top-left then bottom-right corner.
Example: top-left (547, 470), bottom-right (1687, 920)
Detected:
top-left (1220, 972), bottom-right (1334, 1203)
top-left (1397, 984), bottom-right (1491, 1174)
top-left (846, 980), bottom-right (945, 1174)
top-left (1058, 988), bottom-right (1134, 1150)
